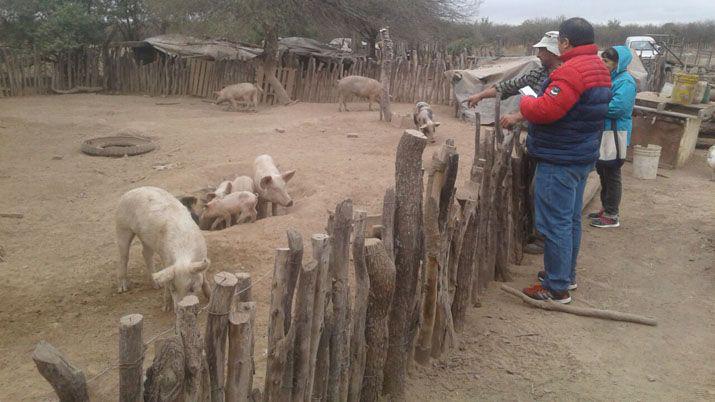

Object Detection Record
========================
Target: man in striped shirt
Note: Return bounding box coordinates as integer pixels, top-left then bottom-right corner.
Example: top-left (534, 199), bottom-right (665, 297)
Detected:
top-left (467, 31), bottom-right (562, 108)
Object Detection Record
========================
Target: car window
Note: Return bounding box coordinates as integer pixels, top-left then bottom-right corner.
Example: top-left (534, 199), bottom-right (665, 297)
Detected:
top-left (629, 41), bottom-right (654, 51)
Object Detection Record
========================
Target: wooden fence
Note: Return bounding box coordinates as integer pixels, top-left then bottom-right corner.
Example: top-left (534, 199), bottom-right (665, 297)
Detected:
top-left (31, 107), bottom-right (546, 401)
top-left (1, 46), bottom-right (471, 106)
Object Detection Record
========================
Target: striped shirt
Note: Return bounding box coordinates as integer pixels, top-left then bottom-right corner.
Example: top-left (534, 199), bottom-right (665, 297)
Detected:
top-left (494, 66), bottom-right (549, 100)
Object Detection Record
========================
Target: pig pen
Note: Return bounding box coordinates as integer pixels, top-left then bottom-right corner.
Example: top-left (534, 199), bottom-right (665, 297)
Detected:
top-left (0, 94), bottom-right (476, 400)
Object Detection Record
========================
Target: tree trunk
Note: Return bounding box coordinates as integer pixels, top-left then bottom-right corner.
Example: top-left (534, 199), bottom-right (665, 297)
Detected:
top-left (226, 304), bottom-right (255, 402)
top-left (383, 129), bottom-right (427, 400)
top-left (261, 24), bottom-right (291, 105)
top-left (361, 239), bottom-right (396, 402)
top-left (264, 249), bottom-right (292, 402)
top-left (119, 314), bottom-right (144, 402)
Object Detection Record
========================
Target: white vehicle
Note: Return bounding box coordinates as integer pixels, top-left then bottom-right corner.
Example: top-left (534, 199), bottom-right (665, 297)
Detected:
top-left (625, 36), bottom-right (660, 60)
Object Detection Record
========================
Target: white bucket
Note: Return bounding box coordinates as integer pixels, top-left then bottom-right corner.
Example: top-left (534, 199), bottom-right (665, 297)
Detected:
top-left (632, 144), bottom-right (662, 180)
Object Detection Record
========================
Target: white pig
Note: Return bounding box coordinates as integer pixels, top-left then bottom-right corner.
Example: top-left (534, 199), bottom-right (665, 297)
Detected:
top-left (413, 101), bottom-right (440, 143)
top-left (206, 180), bottom-right (233, 202)
top-left (230, 175), bottom-right (256, 193)
top-left (215, 83), bottom-right (262, 111)
top-left (337, 75), bottom-right (382, 112)
top-left (254, 154), bottom-right (295, 209)
top-left (202, 191), bottom-right (258, 230)
top-left (116, 186), bottom-right (211, 311)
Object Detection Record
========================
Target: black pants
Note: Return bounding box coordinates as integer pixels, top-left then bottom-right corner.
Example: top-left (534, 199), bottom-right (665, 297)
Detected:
top-left (596, 162), bottom-right (622, 217)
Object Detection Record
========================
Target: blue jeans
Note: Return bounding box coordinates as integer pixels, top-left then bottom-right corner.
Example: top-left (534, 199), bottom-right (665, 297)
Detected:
top-left (534, 161), bottom-right (594, 292)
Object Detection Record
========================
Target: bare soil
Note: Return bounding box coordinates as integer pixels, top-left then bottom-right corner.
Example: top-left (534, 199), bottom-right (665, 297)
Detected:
top-left (0, 94), bottom-right (712, 401)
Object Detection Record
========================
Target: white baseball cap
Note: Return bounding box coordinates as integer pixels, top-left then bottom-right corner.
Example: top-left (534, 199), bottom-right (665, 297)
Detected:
top-left (533, 31), bottom-right (560, 56)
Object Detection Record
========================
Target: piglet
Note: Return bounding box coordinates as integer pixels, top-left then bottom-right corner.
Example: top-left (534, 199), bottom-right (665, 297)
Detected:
top-left (413, 101), bottom-right (440, 143)
top-left (231, 175), bottom-right (256, 193)
top-left (202, 191), bottom-right (258, 230)
top-left (215, 83), bottom-right (262, 111)
top-left (207, 180), bottom-right (233, 202)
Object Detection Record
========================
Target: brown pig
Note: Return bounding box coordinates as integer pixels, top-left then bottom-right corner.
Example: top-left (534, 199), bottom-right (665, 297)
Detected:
top-left (337, 75), bottom-right (382, 112)
top-left (215, 83), bottom-right (263, 111)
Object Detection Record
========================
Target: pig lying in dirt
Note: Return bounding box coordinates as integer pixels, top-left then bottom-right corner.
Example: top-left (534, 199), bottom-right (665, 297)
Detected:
top-left (116, 186), bottom-right (211, 311)
top-left (254, 155), bottom-right (295, 216)
top-left (413, 101), bottom-right (440, 143)
top-left (215, 83), bottom-right (262, 111)
top-left (337, 75), bottom-right (382, 112)
top-left (202, 191), bottom-right (258, 230)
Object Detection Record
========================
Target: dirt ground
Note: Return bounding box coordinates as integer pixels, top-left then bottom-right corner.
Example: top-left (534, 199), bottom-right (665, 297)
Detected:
top-left (0, 94), bottom-right (713, 401)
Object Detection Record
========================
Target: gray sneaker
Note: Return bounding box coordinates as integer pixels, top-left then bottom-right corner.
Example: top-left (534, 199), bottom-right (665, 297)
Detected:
top-left (524, 242), bottom-right (544, 255)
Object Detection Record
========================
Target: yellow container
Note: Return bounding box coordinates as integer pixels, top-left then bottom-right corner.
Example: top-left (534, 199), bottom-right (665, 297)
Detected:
top-left (671, 73), bottom-right (699, 105)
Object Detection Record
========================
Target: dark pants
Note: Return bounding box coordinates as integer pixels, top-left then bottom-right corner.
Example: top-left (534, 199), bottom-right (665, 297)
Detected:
top-left (596, 162), bottom-right (622, 217)
top-left (535, 161), bottom-right (593, 292)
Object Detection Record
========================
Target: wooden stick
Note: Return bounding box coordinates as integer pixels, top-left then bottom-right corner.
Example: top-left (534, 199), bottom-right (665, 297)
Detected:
top-left (176, 296), bottom-right (210, 402)
top-left (361, 239), bottom-right (396, 402)
top-left (281, 230), bottom-right (303, 400)
top-left (291, 261), bottom-right (318, 401)
top-left (264, 248), bottom-right (291, 402)
top-left (328, 199), bottom-right (353, 402)
top-left (380, 187), bottom-right (396, 262)
top-left (500, 285), bottom-right (658, 326)
top-left (233, 272), bottom-right (252, 308)
top-left (226, 305), bottom-right (254, 401)
top-left (307, 233), bottom-right (330, 401)
top-left (119, 314), bottom-right (144, 402)
top-left (348, 211), bottom-right (369, 402)
top-left (451, 199), bottom-right (478, 333)
top-left (144, 336), bottom-right (185, 402)
top-left (32, 341), bottom-right (89, 402)
top-left (205, 272), bottom-right (238, 402)
top-left (384, 129), bottom-right (427, 400)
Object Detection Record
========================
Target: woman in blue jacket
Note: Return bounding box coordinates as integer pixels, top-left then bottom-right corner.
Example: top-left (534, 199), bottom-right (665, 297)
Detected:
top-left (590, 46), bottom-right (637, 228)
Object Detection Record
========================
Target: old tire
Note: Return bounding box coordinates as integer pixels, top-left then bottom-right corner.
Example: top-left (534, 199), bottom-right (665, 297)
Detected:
top-left (81, 136), bottom-right (156, 157)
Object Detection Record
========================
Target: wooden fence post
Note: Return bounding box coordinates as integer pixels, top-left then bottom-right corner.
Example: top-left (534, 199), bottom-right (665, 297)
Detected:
top-left (379, 27), bottom-right (394, 122)
top-left (176, 295), bottom-right (210, 402)
top-left (119, 314), bottom-right (144, 402)
top-left (308, 233), bottom-right (331, 401)
top-left (381, 187), bottom-right (396, 262)
top-left (348, 211), bottom-right (369, 402)
top-left (205, 272), bottom-right (238, 402)
top-left (226, 303), bottom-right (255, 401)
top-left (328, 199), bottom-right (353, 402)
top-left (384, 129), bottom-right (427, 399)
top-left (32, 341), bottom-right (89, 402)
top-left (144, 336), bottom-right (185, 402)
top-left (264, 248), bottom-right (294, 402)
top-left (361, 239), bottom-right (396, 402)
top-left (291, 260), bottom-right (318, 401)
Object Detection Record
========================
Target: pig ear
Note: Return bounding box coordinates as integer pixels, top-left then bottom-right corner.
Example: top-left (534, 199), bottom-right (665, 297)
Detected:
top-left (420, 124), bottom-right (428, 130)
top-left (206, 192), bottom-right (217, 202)
top-left (282, 170), bottom-right (296, 183)
top-left (153, 265), bottom-right (176, 286)
top-left (188, 258), bottom-right (210, 274)
top-left (225, 182), bottom-right (232, 194)
top-left (260, 176), bottom-right (273, 189)
top-left (434, 122), bottom-right (441, 127)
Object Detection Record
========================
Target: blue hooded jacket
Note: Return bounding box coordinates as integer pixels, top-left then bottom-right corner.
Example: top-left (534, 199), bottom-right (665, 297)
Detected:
top-left (604, 46), bottom-right (637, 144)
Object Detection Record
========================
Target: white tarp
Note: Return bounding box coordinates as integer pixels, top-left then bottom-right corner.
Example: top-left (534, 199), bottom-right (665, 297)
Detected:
top-left (449, 56), bottom-right (542, 125)
top-left (143, 34), bottom-right (263, 61)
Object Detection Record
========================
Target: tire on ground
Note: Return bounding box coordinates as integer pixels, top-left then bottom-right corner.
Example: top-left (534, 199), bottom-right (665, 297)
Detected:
top-left (81, 136), bottom-right (156, 157)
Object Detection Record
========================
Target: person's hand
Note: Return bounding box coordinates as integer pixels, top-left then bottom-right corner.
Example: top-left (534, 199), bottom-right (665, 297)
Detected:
top-left (467, 93), bottom-right (483, 108)
top-left (500, 113), bottom-right (522, 129)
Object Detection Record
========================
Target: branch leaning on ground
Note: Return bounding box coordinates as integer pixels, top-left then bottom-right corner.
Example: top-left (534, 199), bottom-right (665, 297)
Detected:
top-left (500, 285), bottom-right (658, 327)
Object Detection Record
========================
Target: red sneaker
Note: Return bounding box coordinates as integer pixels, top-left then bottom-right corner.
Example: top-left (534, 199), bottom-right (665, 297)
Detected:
top-left (522, 283), bottom-right (571, 304)
top-left (587, 209), bottom-right (604, 219)
top-left (537, 270), bottom-right (577, 290)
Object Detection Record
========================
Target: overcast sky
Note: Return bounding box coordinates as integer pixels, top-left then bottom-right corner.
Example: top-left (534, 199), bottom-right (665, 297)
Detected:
top-left (478, 0), bottom-right (715, 25)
